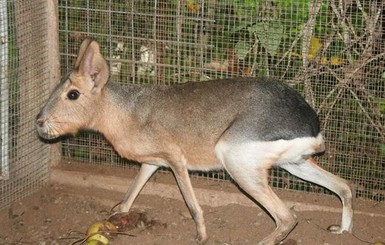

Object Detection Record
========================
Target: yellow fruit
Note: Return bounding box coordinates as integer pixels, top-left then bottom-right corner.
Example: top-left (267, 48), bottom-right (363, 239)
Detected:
top-left (86, 241), bottom-right (99, 245)
top-left (86, 221), bottom-right (106, 236)
top-left (86, 234), bottom-right (109, 245)
top-left (103, 220), bottom-right (118, 233)
top-left (371, 242), bottom-right (385, 245)
top-left (86, 220), bottom-right (117, 236)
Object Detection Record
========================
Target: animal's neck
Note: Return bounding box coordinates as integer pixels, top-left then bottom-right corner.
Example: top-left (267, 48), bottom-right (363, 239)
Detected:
top-left (89, 82), bottom-right (147, 146)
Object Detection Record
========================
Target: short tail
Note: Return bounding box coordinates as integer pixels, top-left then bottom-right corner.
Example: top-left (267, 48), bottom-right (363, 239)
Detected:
top-left (314, 133), bottom-right (325, 154)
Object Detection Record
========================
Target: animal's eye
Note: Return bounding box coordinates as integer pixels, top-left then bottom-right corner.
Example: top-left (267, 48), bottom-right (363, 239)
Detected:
top-left (67, 90), bottom-right (80, 100)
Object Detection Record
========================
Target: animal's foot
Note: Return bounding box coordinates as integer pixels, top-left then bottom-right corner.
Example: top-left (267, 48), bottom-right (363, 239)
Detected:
top-left (327, 224), bottom-right (350, 234)
top-left (195, 234), bottom-right (208, 244)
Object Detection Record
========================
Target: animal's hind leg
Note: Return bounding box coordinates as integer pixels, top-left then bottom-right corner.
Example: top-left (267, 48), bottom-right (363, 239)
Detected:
top-left (216, 142), bottom-right (297, 245)
top-left (280, 157), bottom-right (353, 233)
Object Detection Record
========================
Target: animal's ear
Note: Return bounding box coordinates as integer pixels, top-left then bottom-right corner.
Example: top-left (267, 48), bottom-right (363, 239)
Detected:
top-left (75, 38), bottom-right (109, 94)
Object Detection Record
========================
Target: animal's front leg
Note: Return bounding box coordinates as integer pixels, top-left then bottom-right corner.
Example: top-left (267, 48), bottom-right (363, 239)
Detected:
top-left (171, 162), bottom-right (207, 244)
top-left (119, 163), bottom-right (159, 212)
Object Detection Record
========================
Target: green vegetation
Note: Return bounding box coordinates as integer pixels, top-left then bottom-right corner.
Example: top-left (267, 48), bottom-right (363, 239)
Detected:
top-left (58, 0), bottom-right (385, 201)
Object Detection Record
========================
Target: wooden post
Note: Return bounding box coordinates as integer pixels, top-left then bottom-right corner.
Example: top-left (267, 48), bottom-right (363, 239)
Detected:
top-left (47, 0), bottom-right (61, 167)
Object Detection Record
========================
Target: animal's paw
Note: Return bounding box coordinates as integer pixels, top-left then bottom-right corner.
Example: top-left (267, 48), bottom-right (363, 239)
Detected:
top-left (327, 224), bottom-right (349, 234)
top-left (195, 234), bottom-right (208, 244)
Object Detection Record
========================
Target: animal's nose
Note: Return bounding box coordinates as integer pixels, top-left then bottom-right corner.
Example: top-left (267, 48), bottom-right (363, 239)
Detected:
top-left (36, 118), bottom-right (45, 127)
top-left (36, 112), bottom-right (45, 127)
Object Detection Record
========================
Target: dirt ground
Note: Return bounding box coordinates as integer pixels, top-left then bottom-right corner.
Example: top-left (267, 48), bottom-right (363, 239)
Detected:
top-left (0, 163), bottom-right (384, 245)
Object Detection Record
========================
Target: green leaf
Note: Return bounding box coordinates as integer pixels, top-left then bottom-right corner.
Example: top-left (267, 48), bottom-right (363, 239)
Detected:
top-left (230, 21), bottom-right (254, 33)
top-left (375, 98), bottom-right (385, 113)
top-left (235, 41), bottom-right (252, 60)
top-left (248, 22), bottom-right (283, 55)
top-left (380, 144), bottom-right (385, 155)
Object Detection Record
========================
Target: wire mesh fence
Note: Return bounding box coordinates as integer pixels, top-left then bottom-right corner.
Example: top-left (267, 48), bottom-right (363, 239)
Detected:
top-left (0, 0), bottom-right (51, 209)
top-left (58, 0), bottom-right (385, 201)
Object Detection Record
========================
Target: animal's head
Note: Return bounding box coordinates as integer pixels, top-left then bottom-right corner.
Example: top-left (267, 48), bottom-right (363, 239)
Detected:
top-left (36, 38), bottom-right (109, 140)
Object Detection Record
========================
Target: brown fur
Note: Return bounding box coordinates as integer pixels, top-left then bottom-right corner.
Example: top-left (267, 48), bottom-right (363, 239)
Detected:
top-left (36, 38), bottom-right (353, 245)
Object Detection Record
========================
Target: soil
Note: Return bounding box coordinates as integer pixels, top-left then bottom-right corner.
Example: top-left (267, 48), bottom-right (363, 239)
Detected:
top-left (0, 163), bottom-right (384, 245)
